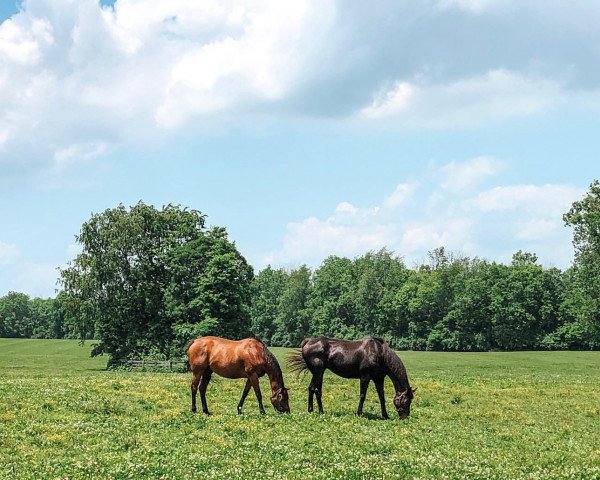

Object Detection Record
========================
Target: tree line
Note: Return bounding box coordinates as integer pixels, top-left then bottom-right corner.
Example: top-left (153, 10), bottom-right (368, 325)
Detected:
top-left (250, 248), bottom-right (591, 351)
top-left (1, 181), bottom-right (599, 363)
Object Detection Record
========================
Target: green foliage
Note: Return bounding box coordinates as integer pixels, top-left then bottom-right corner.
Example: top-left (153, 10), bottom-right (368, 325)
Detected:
top-left (59, 203), bottom-right (252, 365)
top-left (271, 265), bottom-right (312, 347)
top-left (0, 293), bottom-right (63, 339)
top-left (249, 266), bottom-right (288, 344)
top-left (1, 339), bottom-right (599, 479)
top-left (563, 180), bottom-right (600, 348)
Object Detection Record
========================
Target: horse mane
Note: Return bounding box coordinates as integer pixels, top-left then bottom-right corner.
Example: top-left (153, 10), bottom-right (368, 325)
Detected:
top-left (381, 342), bottom-right (410, 391)
top-left (256, 339), bottom-right (285, 388)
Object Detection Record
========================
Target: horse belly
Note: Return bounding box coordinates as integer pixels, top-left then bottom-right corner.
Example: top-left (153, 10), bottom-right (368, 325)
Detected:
top-left (328, 364), bottom-right (362, 379)
top-left (209, 358), bottom-right (246, 379)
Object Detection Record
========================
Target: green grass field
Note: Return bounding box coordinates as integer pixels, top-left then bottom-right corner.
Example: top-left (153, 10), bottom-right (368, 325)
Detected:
top-left (0, 339), bottom-right (599, 479)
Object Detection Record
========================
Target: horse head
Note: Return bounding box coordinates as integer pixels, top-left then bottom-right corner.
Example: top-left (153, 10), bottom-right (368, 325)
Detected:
top-left (271, 387), bottom-right (290, 413)
top-left (393, 387), bottom-right (416, 419)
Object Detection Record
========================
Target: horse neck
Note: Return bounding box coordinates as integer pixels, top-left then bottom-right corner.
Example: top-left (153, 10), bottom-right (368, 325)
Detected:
top-left (263, 351), bottom-right (285, 393)
top-left (384, 348), bottom-right (411, 394)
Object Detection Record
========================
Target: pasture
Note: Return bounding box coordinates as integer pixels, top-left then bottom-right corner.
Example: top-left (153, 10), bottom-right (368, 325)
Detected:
top-left (0, 339), bottom-right (599, 479)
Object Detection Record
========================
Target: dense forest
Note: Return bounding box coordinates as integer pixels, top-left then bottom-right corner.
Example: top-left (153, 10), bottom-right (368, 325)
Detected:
top-left (1, 181), bottom-right (599, 362)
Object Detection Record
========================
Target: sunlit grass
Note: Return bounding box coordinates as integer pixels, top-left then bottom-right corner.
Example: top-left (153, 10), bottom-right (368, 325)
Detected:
top-left (1, 339), bottom-right (599, 479)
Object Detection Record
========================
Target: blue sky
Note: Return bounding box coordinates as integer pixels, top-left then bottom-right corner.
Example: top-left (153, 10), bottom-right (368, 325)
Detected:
top-left (1, 0), bottom-right (599, 297)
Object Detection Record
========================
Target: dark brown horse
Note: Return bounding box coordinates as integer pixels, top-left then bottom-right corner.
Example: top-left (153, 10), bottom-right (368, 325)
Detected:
top-left (187, 336), bottom-right (290, 415)
top-left (289, 336), bottom-right (415, 419)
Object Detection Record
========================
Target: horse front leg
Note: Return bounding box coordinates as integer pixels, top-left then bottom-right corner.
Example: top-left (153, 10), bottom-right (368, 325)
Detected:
top-left (199, 369), bottom-right (213, 415)
top-left (237, 379), bottom-right (252, 415)
top-left (357, 375), bottom-right (370, 416)
top-left (374, 377), bottom-right (389, 419)
top-left (249, 373), bottom-right (266, 415)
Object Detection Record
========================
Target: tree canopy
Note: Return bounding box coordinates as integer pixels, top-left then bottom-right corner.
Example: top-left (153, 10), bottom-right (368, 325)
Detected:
top-left (59, 203), bottom-right (253, 365)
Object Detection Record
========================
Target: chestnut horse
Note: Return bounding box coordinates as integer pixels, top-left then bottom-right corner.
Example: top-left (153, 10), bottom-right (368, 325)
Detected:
top-left (289, 336), bottom-right (415, 419)
top-left (187, 336), bottom-right (290, 415)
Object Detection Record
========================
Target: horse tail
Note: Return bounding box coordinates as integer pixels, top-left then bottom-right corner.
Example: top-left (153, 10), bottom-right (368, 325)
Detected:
top-left (287, 348), bottom-right (309, 375)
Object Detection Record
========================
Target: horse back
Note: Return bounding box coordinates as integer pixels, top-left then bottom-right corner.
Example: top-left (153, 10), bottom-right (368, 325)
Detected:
top-left (301, 336), bottom-right (386, 378)
top-left (187, 336), bottom-right (266, 378)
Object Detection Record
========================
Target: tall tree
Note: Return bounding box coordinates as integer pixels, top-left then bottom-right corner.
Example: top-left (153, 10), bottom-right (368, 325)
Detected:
top-left (563, 180), bottom-right (600, 348)
top-left (489, 253), bottom-right (561, 350)
top-left (0, 292), bottom-right (32, 338)
top-left (272, 265), bottom-right (312, 347)
top-left (249, 266), bottom-right (288, 344)
top-left (308, 256), bottom-right (356, 338)
top-left (60, 203), bottom-right (252, 365)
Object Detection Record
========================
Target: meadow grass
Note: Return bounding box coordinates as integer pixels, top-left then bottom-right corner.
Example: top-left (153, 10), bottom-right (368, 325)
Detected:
top-left (0, 339), bottom-right (599, 479)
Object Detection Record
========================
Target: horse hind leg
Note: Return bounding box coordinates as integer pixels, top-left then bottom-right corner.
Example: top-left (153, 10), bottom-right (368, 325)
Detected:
top-left (308, 368), bottom-right (325, 414)
top-left (199, 369), bottom-right (213, 415)
top-left (190, 370), bottom-right (202, 413)
top-left (308, 375), bottom-right (315, 413)
top-left (357, 375), bottom-right (371, 417)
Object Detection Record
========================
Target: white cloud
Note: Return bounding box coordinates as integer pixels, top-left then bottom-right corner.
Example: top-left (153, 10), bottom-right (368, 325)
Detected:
top-left (441, 156), bottom-right (502, 192)
top-left (2, 1), bottom-right (600, 177)
top-left (0, 17), bottom-right (53, 65)
top-left (0, 0), bottom-right (339, 175)
top-left (53, 142), bottom-right (108, 170)
top-left (471, 184), bottom-right (582, 216)
top-left (360, 70), bottom-right (563, 127)
top-left (0, 241), bottom-right (20, 265)
top-left (259, 161), bottom-right (583, 269)
top-left (383, 182), bottom-right (419, 209)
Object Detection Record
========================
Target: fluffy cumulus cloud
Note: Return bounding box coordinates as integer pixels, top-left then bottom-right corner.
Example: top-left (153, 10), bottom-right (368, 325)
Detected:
top-left (260, 158), bottom-right (584, 268)
top-left (2, 0), bottom-right (600, 175)
top-left (359, 70), bottom-right (564, 127)
top-left (441, 156), bottom-right (503, 192)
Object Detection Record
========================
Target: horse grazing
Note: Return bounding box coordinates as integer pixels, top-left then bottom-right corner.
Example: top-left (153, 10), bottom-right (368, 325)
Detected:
top-left (288, 336), bottom-right (415, 419)
top-left (187, 336), bottom-right (290, 415)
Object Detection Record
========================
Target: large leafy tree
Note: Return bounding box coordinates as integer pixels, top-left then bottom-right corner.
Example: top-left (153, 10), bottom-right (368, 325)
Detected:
top-left (165, 226), bottom-right (253, 349)
top-left (563, 180), bottom-right (600, 348)
top-left (249, 266), bottom-right (288, 344)
top-left (0, 293), bottom-right (62, 339)
top-left (0, 292), bottom-right (32, 338)
top-left (489, 253), bottom-right (561, 350)
top-left (308, 256), bottom-right (356, 338)
top-left (353, 249), bottom-right (409, 340)
top-left (271, 265), bottom-right (312, 347)
top-left (60, 203), bottom-right (253, 365)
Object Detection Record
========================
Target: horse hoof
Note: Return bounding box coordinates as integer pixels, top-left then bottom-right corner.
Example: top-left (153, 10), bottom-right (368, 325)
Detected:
top-left (203, 411), bottom-right (212, 416)
top-left (191, 408), bottom-right (196, 413)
